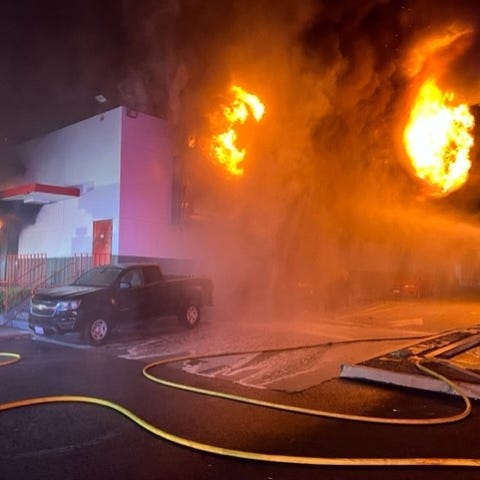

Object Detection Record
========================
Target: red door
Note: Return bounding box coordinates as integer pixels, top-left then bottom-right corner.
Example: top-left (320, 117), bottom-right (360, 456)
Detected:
top-left (92, 220), bottom-right (112, 266)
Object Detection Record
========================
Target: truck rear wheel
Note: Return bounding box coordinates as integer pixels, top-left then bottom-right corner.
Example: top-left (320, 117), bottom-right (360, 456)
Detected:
top-left (179, 304), bottom-right (200, 329)
top-left (83, 317), bottom-right (110, 346)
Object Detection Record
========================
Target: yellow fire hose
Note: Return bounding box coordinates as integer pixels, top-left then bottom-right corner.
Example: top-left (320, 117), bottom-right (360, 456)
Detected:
top-left (0, 351), bottom-right (20, 367)
top-left (1, 341), bottom-right (479, 468)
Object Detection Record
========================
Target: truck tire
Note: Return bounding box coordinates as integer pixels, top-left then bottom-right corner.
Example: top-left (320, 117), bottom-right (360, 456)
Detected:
top-left (83, 316), bottom-right (111, 346)
top-left (179, 303), bottom-right (201, 329)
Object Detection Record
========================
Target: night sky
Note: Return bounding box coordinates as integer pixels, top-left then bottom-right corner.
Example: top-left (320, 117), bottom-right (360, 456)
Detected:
top-left (0, 1), bottom-right (117, 141)
top-left (0, 0), bottom-right (144, 142)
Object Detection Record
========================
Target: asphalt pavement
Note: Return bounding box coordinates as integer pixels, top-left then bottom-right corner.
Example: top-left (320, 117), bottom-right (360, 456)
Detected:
top-left (2, 299), bottom-right (480, 479)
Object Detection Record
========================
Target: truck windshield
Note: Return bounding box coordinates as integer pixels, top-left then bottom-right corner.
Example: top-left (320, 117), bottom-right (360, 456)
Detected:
top-left (72, 267), bottom-right (122, 287)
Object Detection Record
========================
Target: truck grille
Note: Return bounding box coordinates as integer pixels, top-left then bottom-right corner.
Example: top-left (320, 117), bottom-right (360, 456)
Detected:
top-left (30, 299), bottom-right (58, 317)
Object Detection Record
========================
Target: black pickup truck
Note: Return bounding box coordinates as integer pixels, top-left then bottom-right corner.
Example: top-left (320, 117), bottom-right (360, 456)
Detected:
top-left (28, 263), bottom-right (214, 345)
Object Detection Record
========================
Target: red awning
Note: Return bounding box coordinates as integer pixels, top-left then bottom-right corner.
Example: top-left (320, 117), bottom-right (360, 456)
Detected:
top-left (0, 183), bottom-right (80, 204)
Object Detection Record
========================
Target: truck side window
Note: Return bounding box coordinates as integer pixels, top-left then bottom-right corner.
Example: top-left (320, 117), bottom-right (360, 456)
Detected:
top-left (120, 269), bottom-right (144, 288)
top-left (143, 266), bottom-right (162, 283)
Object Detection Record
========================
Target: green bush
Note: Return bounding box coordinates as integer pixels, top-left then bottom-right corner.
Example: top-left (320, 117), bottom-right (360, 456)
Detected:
top-left (0, 287), bottom-right (33, 313)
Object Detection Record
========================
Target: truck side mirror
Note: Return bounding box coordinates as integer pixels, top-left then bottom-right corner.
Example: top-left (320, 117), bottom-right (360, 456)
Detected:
top-left (120, 281), bottom-right (131, 289)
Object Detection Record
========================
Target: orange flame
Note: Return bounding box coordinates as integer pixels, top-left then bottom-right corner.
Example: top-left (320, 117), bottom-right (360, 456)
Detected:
top-left (403, 78), bottom-right (474, 196)
top-left (210, 85), bottom-right (265, 176)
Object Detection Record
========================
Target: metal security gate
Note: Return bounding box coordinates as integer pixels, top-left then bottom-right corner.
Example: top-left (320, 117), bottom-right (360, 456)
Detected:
top-left (5, 254), bottom-right (47, 287)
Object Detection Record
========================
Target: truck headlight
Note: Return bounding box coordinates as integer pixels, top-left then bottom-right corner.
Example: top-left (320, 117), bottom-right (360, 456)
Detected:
top-left (57, 300), bottom-right (82, 311)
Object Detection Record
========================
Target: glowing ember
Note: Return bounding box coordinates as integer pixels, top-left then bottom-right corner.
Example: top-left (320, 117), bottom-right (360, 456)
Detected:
top-left (403, 78), bottom-right (474, 196)
top-left (210, 85), bottom-right (265, 176)
top-left (187, 135), bottom-right (196, 149)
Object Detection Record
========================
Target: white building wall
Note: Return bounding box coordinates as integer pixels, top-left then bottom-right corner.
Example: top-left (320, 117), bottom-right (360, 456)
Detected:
top-left (118, 109), bottom-right (190, 258)
top-left (17, 108), bottom-right (122, 256)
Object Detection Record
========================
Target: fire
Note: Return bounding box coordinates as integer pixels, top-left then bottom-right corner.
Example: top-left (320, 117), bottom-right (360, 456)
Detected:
top-left (210, 85), bottom-right (265, 176)
top-left (187, 135), bottom-right (196, 149)
top-left (403, 78), bottom-right (474, 196)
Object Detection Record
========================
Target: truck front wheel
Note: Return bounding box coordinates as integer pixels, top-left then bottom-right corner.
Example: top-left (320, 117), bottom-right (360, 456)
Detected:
top-left (179, 304), bottom-right (201, 329)
top-left (83, 317), bottom-right (110, 346)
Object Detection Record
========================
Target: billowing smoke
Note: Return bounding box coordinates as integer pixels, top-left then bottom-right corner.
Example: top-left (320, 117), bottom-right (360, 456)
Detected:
top-left (0, 144), bottom-right (41, 253)
top-left (120, 0), bottom-right (480, 314)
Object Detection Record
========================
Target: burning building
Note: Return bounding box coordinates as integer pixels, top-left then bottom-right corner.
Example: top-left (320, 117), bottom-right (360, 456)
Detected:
top-left (152, 0), bottom-right (480, 310)
top-left (3, 0), bottom-right (480, 312)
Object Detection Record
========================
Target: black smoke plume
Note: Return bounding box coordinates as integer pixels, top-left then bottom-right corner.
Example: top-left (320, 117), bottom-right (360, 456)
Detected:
top-left (120, 0), bottom-right (480, 313)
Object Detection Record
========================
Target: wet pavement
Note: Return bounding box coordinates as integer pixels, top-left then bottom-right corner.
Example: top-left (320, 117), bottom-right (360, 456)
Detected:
top-left (4, 298), bottom-right (480, 392)
top-left (2, 323), bottom-right (480, 479)
top-left (3, 298), bottom-right (480, 479)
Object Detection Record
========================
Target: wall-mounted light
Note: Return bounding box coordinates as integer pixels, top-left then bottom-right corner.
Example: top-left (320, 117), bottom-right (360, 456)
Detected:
top-left (95, 94), bottom-right (107, 104)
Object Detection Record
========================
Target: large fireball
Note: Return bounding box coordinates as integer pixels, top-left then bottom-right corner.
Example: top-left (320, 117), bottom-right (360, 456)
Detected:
top-left (403, 78), bottom-right (474, 197)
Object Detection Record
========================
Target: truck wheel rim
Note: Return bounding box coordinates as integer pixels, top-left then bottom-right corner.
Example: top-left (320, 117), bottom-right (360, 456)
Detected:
top-left (91, 319), bottom-right (107, 341)
top-left (186, 306), bottom-right (198, 325)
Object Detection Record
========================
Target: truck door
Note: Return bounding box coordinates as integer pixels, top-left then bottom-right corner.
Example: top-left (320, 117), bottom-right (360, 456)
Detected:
top-left (142, 265), bottom-right (168, 316)
top-left (117, 268), bottom-right (145, 319)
